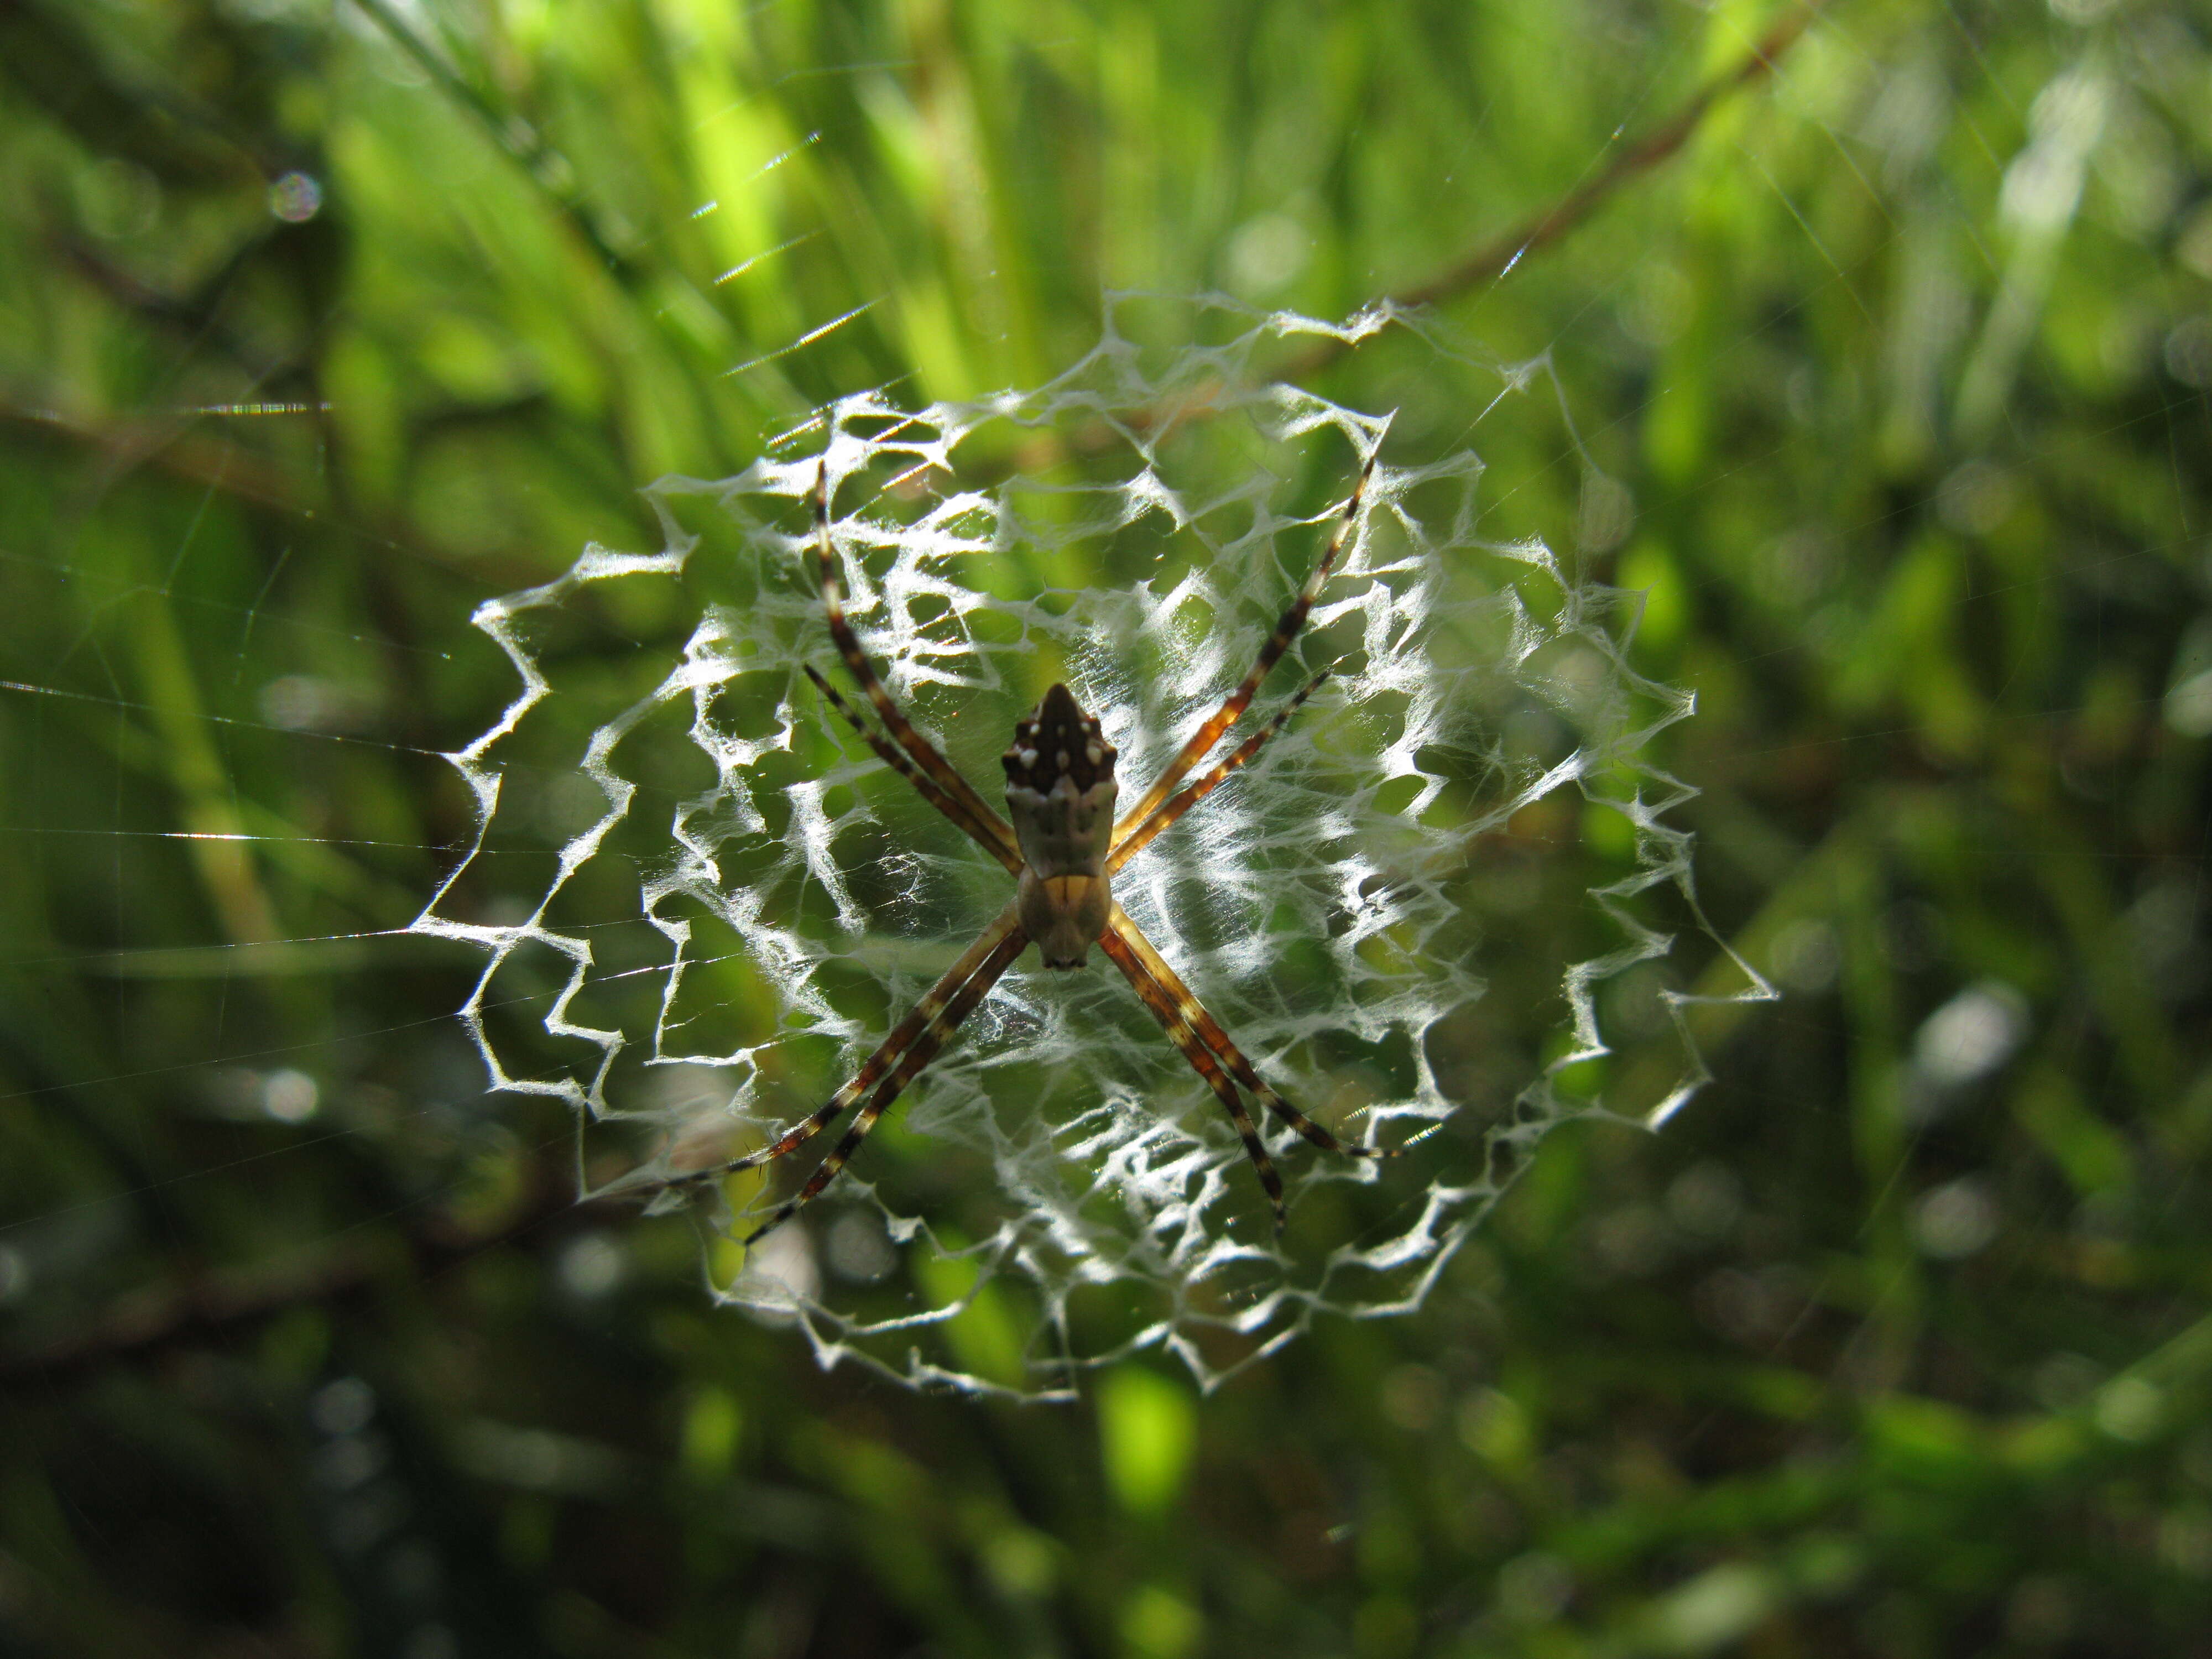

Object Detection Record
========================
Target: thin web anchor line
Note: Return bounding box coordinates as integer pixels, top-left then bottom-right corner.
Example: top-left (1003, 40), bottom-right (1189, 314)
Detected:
top-left (0, 679), bottom-right (442, 755)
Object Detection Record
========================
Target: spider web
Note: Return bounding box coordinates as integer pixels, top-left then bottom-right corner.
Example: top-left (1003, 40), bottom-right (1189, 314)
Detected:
top-left (411, 294), bottom-right (1764, 1397)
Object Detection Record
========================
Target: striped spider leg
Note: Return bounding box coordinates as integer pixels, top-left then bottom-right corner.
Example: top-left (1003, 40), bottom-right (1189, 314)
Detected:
top-left (717, 455), bottom-right (1391, 1241)
top-left (1093, 455), bottom-right (1400, 1227)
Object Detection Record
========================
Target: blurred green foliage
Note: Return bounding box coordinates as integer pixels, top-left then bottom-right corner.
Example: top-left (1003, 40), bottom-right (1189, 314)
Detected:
top-left (2, 0), bottom-right (2210, 1654)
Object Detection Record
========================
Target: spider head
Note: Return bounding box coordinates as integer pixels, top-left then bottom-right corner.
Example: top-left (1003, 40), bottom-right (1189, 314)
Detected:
top-left (1004, 683), bottom-right (1118, 968)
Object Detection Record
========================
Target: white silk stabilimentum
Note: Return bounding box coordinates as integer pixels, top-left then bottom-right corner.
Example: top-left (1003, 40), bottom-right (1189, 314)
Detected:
top-left (412, 296), bottom-right (1767, 1398)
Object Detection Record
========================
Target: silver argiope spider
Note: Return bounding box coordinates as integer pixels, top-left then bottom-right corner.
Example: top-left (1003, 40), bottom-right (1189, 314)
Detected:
top-left (706, 453), bottom-right (1399, 1241)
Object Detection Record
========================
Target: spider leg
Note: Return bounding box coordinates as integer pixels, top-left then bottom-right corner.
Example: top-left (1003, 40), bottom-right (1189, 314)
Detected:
top-left (1106, 669), bottom-right (1328, 875)
top-left (744, 919), bottom-right (1031, 1243)
top-left (682, 904), bottom-right (1024, 1187)
top-left (1095, 928), bottom-right (1286, 1229)
top-left (812, 461), bottom-right (1022, 869)
top-left (1108, 905), bottom-right (1398, 1162)
top-left (1112, 454), bottom-right (1374, 845)
top-left (805, 665), bottom-right (1022, 874)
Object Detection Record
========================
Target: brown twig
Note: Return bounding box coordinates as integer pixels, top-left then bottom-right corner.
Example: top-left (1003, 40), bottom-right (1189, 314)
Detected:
top-left (0, 401), bottom-right (542, 585)
top-left (0, 1166), bottom-right (611, 1385)
top-left (999, 4), bottom-right (1821, 478)
top-left (1275, 2), bottom-right (1824, 383)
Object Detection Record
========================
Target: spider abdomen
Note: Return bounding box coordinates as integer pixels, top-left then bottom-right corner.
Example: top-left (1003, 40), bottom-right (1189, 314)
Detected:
top-left (1015, 870), bottom-right (1110, 969)
top-left (1003, 683), bottom-right (1118, 968)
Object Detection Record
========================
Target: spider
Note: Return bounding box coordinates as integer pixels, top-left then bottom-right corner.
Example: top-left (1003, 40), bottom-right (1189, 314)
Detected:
top-left (705, 452), bottom-right (1399, 1243)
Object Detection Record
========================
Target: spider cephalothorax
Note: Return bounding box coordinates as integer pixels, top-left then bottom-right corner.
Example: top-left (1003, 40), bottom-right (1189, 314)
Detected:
top-left (696, 453), bottom-right (1393, 1240)
top-left (1003, 683), bottom-right (1118, 968)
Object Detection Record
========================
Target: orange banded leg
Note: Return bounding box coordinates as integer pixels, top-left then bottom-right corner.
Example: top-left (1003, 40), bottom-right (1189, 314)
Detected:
top-left (1113, 455), bottom-right (1374, 837)
top-left (746, 921), bottom-right (1030, 1242)
top-left (1108, 906), bottom-right (1396, 1163)
top-left (811, 461), bottom-right (1021, 868)
top-left (1107, 670), bottom-right (1328, 873)
top-left (805, 665), bottom-right (1023, 875)
top-left (1097, 928), bottom-right (1285, 1228)
top-left (691, 903), bottom-right (1023, 1190)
